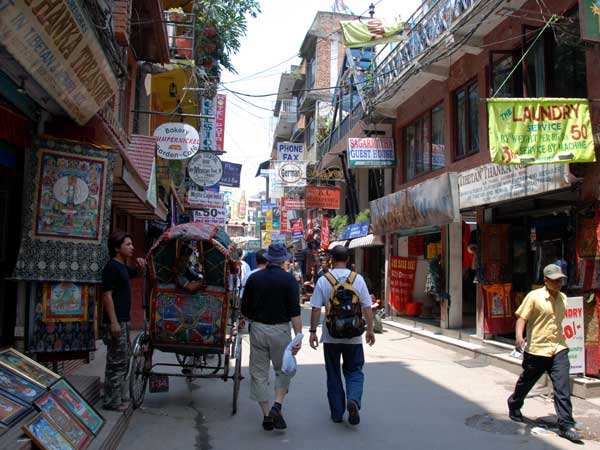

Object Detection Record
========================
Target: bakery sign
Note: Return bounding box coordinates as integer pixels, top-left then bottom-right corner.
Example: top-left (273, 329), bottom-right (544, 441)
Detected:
top-left (154, 123), bottom-right (200, 160)
top-left (274, 161), bottom-right (307, 187)
top-left (0, 0), bottom-right (119, 125)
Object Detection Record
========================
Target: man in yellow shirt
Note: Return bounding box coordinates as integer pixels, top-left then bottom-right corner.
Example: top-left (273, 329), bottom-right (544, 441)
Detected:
top-left (507, 264), bottom-right (581, 442)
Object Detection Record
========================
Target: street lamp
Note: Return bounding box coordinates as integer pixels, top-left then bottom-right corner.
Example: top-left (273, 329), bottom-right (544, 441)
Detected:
top-left (368, 3), bottom-right (375, 18)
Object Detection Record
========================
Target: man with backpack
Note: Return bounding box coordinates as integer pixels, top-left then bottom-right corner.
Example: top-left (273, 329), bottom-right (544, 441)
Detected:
top-left (309, 245), bottom-right (375, 425)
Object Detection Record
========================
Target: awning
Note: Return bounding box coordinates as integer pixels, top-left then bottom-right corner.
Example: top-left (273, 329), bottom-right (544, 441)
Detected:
top-left (348, 234), bottom-right (384, 249)
top-left (328, 240), bottom-right (348, 250)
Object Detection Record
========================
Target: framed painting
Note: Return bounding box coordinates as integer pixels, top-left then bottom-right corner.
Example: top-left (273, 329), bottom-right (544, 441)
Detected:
top-left (0, 365), bottom-right (45, 404)
top-left (0, 348), bottom-right (60, 388)
top-left (35, 393), bottom-right (92, 449)
top-left (33, 149), bottom-right (107, 243)
top-left (50, 379), bottom-right (104, 435)
top-left (580, 0), bottom-right (600, 43)
top-left (22, 413), bottom-right (76, 450)
top-left (0, 390), bottom-right (31, 427)
top-left (42, 282), bottom-right (89, 322)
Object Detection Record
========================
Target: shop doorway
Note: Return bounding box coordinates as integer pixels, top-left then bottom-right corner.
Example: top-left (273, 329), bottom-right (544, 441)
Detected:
top-left (462, 221), bottom-right (478, 329)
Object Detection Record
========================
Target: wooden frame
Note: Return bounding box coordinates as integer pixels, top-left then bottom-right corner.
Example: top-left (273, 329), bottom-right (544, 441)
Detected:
top-left (0, 389), bottom-right (31, 427)
top-left (49, 378), bottom-right (104, 436)
top-left (0, 364), bottom-right (46, 404)
top-left (35, 392), bottom-right (92, 449)
top-left (453, 78), bottom-right (479, 160)
top-left (0, 348), bottom-right (60, 388)
top-left (22, 413), bottom-right (76, 450)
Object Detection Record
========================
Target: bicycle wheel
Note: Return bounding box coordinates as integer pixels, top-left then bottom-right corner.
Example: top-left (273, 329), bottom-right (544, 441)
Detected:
top-left (130, 332), bottom-right (149, 408)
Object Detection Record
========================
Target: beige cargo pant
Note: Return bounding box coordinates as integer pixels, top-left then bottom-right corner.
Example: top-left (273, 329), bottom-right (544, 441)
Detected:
top-left (248, 321), bottom-right (292, 402)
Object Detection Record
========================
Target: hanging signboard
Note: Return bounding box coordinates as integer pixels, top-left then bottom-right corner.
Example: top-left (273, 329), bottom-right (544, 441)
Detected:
top-left (320, 216), bottom-right (330, 250)
top-left (305, 186), bottom-right (341, 209)
top-left (219, 162), bottom-right (242, 188)
top-left (290, 218), bottom-right (304, 241)
top-left (200, 97), bottom-right (216, 151)
top-left (269, 172), bottom-right (284, 199)
top-left (215, 94), bottom-right (226, 152)
top-left (370, 173), bottom-right (459, 234)
top-left (273, 161), bottom-right (307, 187)
top-left (389, 256), bottom-right (417, 314)
top-left (271, 233), bottom-right (287, 245)
top-left (277, 142), bottom-right (305, 161)
top-left (0, 0), bottom-right (119, 125)
top-left (192, 207), bottom-right (227, 226)
top-left (458, 163), bottom-right (572, 209)
top-left (488, 98), bottom-right (595, 164)
top-left (563, 296), bottom-right (585, 374)
top-left (281, 198), bottom-right (305, 210)
top-left (579, 0), bottom-right (600, 43)
top-left (261, 230), bottom-right (271, 246)
top-left (281, 209), bottom-right (289, 233)
top-left (187, 190), bottom-right (224, 208)
top-left (154, 123), bottom-right (200, 160)
top-left (347, 138), bottom-right (395, 168)
top-left (188, 152), bottom-right (223, 187)
top-left (341, 17), bottom-right (407, 48)
top-left (346, 221), bottom-right (370, 239)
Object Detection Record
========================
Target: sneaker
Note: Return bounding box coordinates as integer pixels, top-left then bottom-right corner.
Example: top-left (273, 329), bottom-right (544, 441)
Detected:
top-left (262, 416), bottom-right (274, 431)
top-left (347, 400), bottom-right (360, 425)
top-left (559, 427), bottom-right (582, 442)
top-left (331, 416), bottom-right (343, 423)
top-left (508, 408), bottom-right (524, 422)
top-left (269, 406), bottom-right (287, 430)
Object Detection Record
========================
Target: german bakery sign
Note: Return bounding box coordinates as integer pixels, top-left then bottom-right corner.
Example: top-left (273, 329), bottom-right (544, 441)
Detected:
top-left (154, 123), bottom-right (200, 160)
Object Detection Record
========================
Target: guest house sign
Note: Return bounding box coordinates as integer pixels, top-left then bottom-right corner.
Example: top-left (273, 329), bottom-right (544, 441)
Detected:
top-left (0, 0), bottom-right (119, 125)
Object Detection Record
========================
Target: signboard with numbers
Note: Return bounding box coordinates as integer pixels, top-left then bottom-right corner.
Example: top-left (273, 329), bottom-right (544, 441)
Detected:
top-left (192, 207), bottom-right (227, 226)
top-left (563, 296), bottom-right (585, 374)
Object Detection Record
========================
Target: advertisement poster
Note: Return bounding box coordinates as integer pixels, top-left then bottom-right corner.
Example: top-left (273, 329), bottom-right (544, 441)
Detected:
top-left (389, 256), bottom-right (417, 314)
top-left (186, 190), bottom-right (224, 208)
top-left (219, 162), bottom-right (241, 188)
top-left (347, 137), bottom-right (395, 168)
top-left (282, 197), bottom-right (305, 210)
top-left (281, 209), bottom-right (289, 233)
top-left (192, 208), bottom-right (227, 226)
top-left (305, 186), bottom-right (341, 209)
top-left (564, 296), bottom-right (585, 374)
top-left (488, 98), bottom-right (595, 164)
top-left (290, 218), bottom-right (304, 241)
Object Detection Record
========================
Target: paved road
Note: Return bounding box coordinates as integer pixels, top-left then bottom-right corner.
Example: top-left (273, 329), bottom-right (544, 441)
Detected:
top-left (117, 307), bottom-right (600, 450)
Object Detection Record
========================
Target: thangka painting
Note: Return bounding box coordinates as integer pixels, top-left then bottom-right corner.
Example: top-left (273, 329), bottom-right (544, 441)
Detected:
top-left (150, 289), bottom-right (228, 349)
top-left (35, 393), bottom-right (92, 449)
top-left (42, 283), bottom-right (88, 323)
top-left (0, 365), bottom-right (45, 404)
top-left (0, 348), bottom-right (60, 388)
top-left (33, 150), bottom-right (106, 242)
top-left (49, 379), bottom-right (104, 436)
top-left (22, 414), bottom-right (76, 450)
top-left (13, 138), bottom-right (115, 283)
top-left (0, 390), bottom-right (31, 427)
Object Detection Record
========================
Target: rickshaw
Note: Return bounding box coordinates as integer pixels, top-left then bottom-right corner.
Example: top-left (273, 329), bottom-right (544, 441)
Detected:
top-left (129, 223), bottom-right (244, 414)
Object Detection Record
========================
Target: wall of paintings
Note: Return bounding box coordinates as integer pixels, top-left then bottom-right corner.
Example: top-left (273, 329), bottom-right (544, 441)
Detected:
top-left (0, 348), bottom-right (104, 450)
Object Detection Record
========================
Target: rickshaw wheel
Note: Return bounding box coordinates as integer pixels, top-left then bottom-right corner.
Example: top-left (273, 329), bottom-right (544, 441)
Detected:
top-left (130, 332), bottom-right (149, 409)
top-left (176, 353), bottom-right (222, 375)
top-left (231, 332), bottom-right (243, 415)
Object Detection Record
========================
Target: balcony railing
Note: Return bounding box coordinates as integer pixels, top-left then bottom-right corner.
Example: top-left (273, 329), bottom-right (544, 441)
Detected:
top-left (373, 0), bottom-right (478, 98)
top-left (277, 98), bottom-right (297, 123)
top-left (317, 103), bottom-right (364, 159)
top-left (163, 11), bottom-right (196, 60)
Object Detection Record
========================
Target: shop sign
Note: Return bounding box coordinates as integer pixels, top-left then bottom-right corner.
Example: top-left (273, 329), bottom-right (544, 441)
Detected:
top-left (187, 190), bottom-right (224, 208)
top-left (262, 230), bottom-right (271, 246)
top-left (370, 173), bottom-right (459, 234)
top-left (345, 221), bottom-right (370, 239)
top-left (192, 207), bottom-right (226, 226)
top-left (277, 142), bottom-right (304, 161)
top-left (306, 165), bottom-right (344, 181)
top-left (188, 152), bottom-right (223, 187)
top-left (247, 239), bottom-right (261, 250)
top-left (563, 297), bottom-right (585, 374)
top-left (273, 161), bottom-right (307, 187)
top-left (219, 162), bottom-right (241, 188)
top-left (154, 123), bottom-right (200, 160)
top-left (271, 232), bottom-right (286, 244)
top-left (320, 216), bottom-right (330, 250)
top-left (261, 202), bottom-right (276, 213)
top-left (488, 98), bottom-right (595, 164)
top-left (200, 97), bottom-right (216, 151)
top-left (281, 197), bottom-right (305, 210)
top-left (0, 0), bottom-right (119, 125)
top-left (215, 94), bottom-right (226, 152)
top-left (341, 17), bottom-right (407, 48)
top-left (579, 0), bottom-right (600, 43)
top-left (290, 218), bottom-right (304, 241)
top-left (281, 209), bottom-right (289, 233)
top-left (305, 186), bottom-right (341, 209)
top-left (389, 256), bottom-right (417, 314)
top-left (269, 173), bottom-right (284, 200)
top-left (347, 138), bottom-right (395, 168)
top-left (458, 163), bottom-right (571, 209)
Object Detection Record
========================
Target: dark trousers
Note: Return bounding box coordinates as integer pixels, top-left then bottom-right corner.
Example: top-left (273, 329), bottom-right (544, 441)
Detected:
top-left (323, 343), bottom-right (364, 420)
top-left (508, 349), bottom-right (574, 430)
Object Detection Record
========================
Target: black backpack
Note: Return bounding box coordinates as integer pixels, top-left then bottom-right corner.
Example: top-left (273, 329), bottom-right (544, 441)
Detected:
top-left (324, 271), bottom-right (365, 338)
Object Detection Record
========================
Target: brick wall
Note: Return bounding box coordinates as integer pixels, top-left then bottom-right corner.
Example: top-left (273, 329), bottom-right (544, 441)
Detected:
top-left (113, 0), bottom-right (131, 46)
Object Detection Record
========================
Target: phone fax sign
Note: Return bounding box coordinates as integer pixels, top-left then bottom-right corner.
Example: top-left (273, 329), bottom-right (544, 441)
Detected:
top-left (277, 142), bottom-right (304, 161)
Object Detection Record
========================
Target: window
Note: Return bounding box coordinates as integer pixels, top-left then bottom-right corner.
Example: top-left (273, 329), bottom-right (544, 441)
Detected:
top-left (307, 56), bottom-right (316, 89)
top-left (455, 81), bottom-right (479, 159)
top-left (404, 104), bottom-right (445, 180)
top-left (490, 51), bottom-right (523, 97)
top-left (307, 118), bottom-right (315, 147)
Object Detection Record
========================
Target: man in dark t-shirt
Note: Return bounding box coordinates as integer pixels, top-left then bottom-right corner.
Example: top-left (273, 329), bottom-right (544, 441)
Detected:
top-left (101, 231), bottom-right (145, 412)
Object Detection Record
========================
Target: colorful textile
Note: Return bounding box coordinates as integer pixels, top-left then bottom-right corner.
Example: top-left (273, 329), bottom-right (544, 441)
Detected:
top-left (41, 282), bottom-right (88, 322)
top-left (482, 283), bottom-right (514, 335)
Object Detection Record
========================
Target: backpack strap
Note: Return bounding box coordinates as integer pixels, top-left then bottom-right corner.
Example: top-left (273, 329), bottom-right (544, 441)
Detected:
top-left (347, 271), bottom-right (357, 284)
top-left (324, 272), bottom-right (338, 287)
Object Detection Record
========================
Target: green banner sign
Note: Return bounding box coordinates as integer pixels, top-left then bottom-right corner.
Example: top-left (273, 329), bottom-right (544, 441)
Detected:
top-left (341, 18), bottom-right (406, 48)
top-left (488, 98), bottom-right (595, 164)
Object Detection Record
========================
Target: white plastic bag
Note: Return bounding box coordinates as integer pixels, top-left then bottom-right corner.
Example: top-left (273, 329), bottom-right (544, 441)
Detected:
top-left (281, 333), bottom-right (303, 377)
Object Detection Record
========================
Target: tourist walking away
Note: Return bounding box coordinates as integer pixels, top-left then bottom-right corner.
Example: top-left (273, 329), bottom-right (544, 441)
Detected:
top-left (101, 231), bottom-right (146, 412)
top-left (248, 249), bottom-right (267, 276)
top-left (309, 245), bottom-right (375, 425)
top-left (507, 264), bottom-right (581, 442)
top-left (241, 243), bottom-right (303, 431)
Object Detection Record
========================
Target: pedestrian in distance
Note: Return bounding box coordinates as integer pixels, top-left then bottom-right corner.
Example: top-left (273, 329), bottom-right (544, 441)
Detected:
top-left (507, 264), bottom-right (582, 442)
top-left (241, 243), bottom-right (303, 431)
top-left (309, 245), bottom-right (375, 425)
top-left (101, 231), bottom-right (146, 412)
top-left (248, 249), bottom-right (268, 276)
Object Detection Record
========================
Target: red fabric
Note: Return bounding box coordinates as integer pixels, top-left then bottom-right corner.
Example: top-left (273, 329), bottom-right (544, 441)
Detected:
top-left (462, 222), bottom-right (474, 270)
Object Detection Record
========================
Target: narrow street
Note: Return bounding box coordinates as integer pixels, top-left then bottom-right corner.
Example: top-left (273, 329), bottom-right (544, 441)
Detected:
top-left (117, 307), bottom-right (600, 450)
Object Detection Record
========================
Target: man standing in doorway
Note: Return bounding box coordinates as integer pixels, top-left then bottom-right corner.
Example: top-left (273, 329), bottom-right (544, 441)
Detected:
top-left (101, 231), bottom-right (146, 412)
top-left (241, 243), bottom-right (303, 431)
top-left (507, 264), bottom-right (581, 442)
top-left (309, 245), bottom-right (375, 425)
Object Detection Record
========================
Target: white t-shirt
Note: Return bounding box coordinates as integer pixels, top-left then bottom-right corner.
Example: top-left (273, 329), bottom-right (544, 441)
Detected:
top-left (238, 260), bottom-right (252, 298)
top-left (310, 268), bottom-right (371, 344)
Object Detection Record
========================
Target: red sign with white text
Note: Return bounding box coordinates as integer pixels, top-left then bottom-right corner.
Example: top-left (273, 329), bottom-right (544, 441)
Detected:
top-left (282, 197), bottom-right (305, 210)
top-left (215, 94), bottom-right (226, 152)
top-left (281, 209), bottom-right (289, 233)
top-left (305, 187), bottom-right (341, 209)
top-left (320, 216), bottom-right (330, 249)
top-left (389, 256), bottom-right (417, 314)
